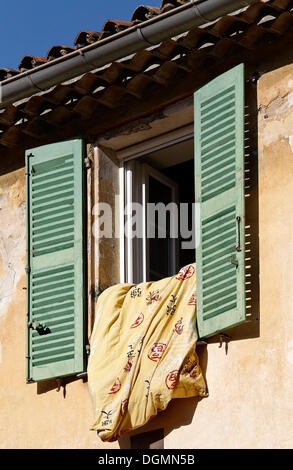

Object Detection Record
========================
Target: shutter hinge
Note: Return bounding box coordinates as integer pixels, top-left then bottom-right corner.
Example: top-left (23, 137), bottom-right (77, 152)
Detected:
top-left (236, 216), bottom-right (242, 252)
top-left (230, 254), bottom-right (239, 267)
top-left (77, 372), bottom-right (88, 380)
top-left (25, 266), bottom-right (31, 274)
top-left (25, 153), bottom-right (34, 176)
top-left (86, 344), bottom-right (90, 355)
top-left (84, 158), bottom-right (92, 169)
top-left (246, 71), bottom-right (263, 84)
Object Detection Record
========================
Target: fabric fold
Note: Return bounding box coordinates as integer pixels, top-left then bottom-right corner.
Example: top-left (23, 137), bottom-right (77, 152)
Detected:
top-left (88, 264), bottom-right (208, 442)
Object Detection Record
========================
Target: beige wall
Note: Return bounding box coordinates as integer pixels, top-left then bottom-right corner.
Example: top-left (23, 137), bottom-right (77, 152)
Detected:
top-left (150, 63), bottom-right (293, 449)
top-left (0, 166), bottom-right (119, 450)
top-left (120, 63), bottom-right (293, 449)
top-left (1, 62), bottom-right (293, 449)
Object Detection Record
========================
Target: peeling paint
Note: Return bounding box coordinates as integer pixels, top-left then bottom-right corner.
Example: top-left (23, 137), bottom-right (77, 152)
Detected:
top-left (258, 87), bottom-right (293, 152)
top-left (289, 137), bottom-right (293, 154)
top-left (0, 171), bottom-right (26, 319)
top-left (287, 90), bottom-right (293, 108)
top-left (2, 61), bottom-right (293, 449)
top-left (259, 90), bottom-right (293, 120)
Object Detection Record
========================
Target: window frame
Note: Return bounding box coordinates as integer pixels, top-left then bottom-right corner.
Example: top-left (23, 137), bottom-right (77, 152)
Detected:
top-left (122, 160), bottom-right (179, 284)
top-left (119, 127), bottom-right (193, 285)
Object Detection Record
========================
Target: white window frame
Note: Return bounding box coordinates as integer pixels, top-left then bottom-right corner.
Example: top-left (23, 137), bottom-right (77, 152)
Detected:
top-left (122, 160), bottom-right (178, 284)
top-left (119, 126), bottom-right (194, 284)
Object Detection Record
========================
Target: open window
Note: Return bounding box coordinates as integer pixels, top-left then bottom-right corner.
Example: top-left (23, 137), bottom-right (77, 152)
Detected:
top-left (122, 135), bottom-right (195, 285)
top-left (122, 64), bottom-right (247, 340)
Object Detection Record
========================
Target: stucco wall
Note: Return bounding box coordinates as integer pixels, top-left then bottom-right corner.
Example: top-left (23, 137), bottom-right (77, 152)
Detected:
top-left (1, 62), bottom-right (293, 449)
top-left (120, 63), bottom-right (293, 449)
top-left (0, 166), bottom-right (119, 449)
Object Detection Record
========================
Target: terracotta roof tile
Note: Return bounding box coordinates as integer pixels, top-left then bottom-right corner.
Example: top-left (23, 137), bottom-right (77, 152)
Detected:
top-left (47, 45), bottom-right (77, 61)
top-left (0, 0), bottom-right (293, 152)
top-left (102, 19), bottom-right (134, 35)
top-left (0, 68), bottom-right (19, 81)
top-left (131, 5), bottom-right (161, 22)
top-left (74, 31), bottom-right (102, 48)
top-left (0, 0), bottom-right (278, 78)
top-left (0, 1), bottom-right (220, 77)
top-left (19, 55), bottom-right (48, 72)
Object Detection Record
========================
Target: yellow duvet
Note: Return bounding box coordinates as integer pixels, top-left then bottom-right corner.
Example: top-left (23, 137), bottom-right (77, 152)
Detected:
top-left (87, 264), bottom-right (208, 442)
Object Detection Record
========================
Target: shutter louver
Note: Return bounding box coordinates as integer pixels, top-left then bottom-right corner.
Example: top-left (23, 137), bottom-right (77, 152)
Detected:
top-left (26, 140), bottom-right (86, 382)
top-left (195, 64), bottom-right (246, 339)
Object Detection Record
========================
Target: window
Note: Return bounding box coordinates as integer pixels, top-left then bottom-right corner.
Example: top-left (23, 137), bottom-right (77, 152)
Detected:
top-left (122, 63), bottom-right (247, 339)
top-left (24, 64), bottom-right (248, 383)
top-left (124, 160), bottom-right (177, 284)
top-left (122, 140), bottom-right (196, 284)
top-left (25, 139), bottom-right (87, 383)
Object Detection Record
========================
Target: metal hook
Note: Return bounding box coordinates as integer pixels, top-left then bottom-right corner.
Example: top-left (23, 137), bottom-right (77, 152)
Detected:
top-left (219, 334), bottom-right (230, 354)
top-left (56, 378), bottom-right (62, 392)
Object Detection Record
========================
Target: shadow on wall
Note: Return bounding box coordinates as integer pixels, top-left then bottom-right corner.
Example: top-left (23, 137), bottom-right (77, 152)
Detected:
top-left (118, 344), bottom-right (208, 449)
top-left (37, 374), bottom-right (87, 398)
top-left (118, 77), bottom-right (261, 450)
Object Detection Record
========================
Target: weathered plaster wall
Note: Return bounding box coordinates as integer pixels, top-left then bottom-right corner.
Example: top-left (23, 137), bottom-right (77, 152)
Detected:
top-left (119, 64), bottom-right (293, 449)
top-left (0, 167), bottom-right (119, 449)
top-left (95, 148), bottom-right (120, 294)
top-left (2, 62), bottom-right (293, 449)
top-left (0, 171), bottom-right (25, 322)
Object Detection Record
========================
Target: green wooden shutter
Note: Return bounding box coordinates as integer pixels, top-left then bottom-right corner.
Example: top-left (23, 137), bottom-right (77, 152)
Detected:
top-left (25, 139), bottom-right (86, 382)
top-left (195, 64), bottom-right (246, 339)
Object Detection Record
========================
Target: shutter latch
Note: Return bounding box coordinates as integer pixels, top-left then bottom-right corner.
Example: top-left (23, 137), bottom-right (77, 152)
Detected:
top-left (84, 157), bottom-right (92, 169)
top-left (230, 254), bottom-right (239, 267)
top-left (236, 216), bottom-right (242, 252)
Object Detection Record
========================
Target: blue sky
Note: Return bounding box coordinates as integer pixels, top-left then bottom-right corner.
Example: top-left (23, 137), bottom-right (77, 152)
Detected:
top-left (0, 0), bottom-right (161, 69)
